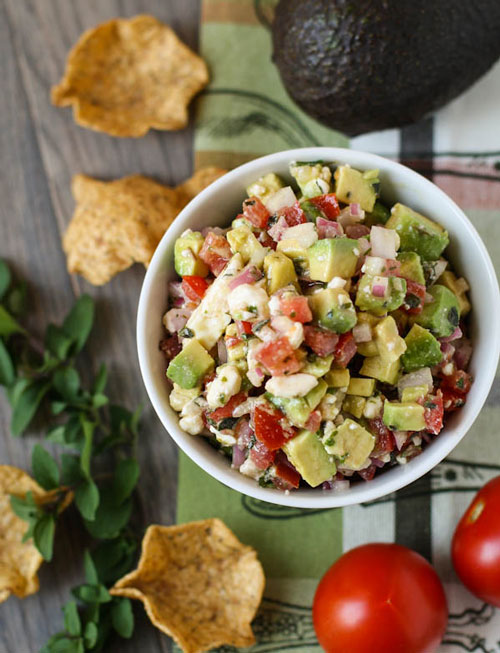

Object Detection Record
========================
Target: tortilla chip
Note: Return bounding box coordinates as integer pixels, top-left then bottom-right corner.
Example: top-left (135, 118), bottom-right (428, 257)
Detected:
top-left (63, 167), bottom-right (226, 285)
top-left (110, 519), bottom-right (265, 653)
top-left (52, 15), bottom-right (208, 137)
top-left (0, 466), bottom-right (50, 602)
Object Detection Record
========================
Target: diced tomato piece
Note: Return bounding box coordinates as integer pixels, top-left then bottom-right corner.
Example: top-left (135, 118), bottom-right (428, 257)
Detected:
top-left (305, 410), bottom-right (322, 433)
top-left (159, 334), bottom-right (181, 363)
top-left (242, 197), bottom-right (270, 229)
top-left (253, 403), bottom-right (292, 451)
top-left (384, 259), bottom-right (401, 276)
top-left (441, 369), bottom-right (472, 396)
top-left (358, 464), bottom-right (377, 481)
top-left (275, 460), bottom-right (301, 489)
top-left (304, 325), bottom-right (339, 357)
top-left (206, 391), bottom-right (247, 425)
top-left (236, 320), bottom-right (253, 336)
top-left (442, 389), bottom-right (466, 412)
top-left (310, 193), bottom-right (340, 219)
top-left (250, 439), bottom-right (276, 470)
top-left (225, 335), bottom-right (242, 348)
top-left (278, 202), bottom-right (307, 226)
top-left (255, 337), bottom-right (301, 376)
top-left (199, 232), bottom-right (232, 276)
top-left (369, 418), bottom-right (396, 456)
top-left (258, 230), bottom-right (277, 250)
top-left (422, 390), bottom-right (444, 435)
top-left (279, 296), bottom-right (313, 323)
top-left (181, 275), bottom-right (209, 302)
top-left (402, 279), bottom-right (426, 315)
top-left (334, 332), bottom-right (357, 368)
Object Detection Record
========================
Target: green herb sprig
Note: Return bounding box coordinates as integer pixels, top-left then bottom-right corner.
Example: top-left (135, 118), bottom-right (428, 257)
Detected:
top-left (0, 260), bottom-right (140, 652)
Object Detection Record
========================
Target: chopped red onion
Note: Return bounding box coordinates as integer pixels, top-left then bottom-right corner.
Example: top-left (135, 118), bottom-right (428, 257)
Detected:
top-left (163, 307), bottom-right (191, 333)
top-left (349, 203), bottom-right (364, 217)
top-left (394, 431), bottom-right (410, 450)
top-left (217, 339), bottom-right (228, 364)
top-left (323, 479), bottom-right (350, 491)
top-left (440, 342), bottom-right (456, 361)
top-left (454, 338), bottom-right (473, 370)
top-left (398, 368), bottom-right (433, 396)
top-left (370, 225), bottom-right (398, 259)
top-left (353, 322), bottom-right (372, 343)
top-left (372, 277), bottom-right (389, 297)
top-left (371, 457), bottom-right (386, 468)
top-left (439, 326), bottom-right (462, 343)
top-left (337, 206), bottom-right (363, 228)
top-left (268, 215), bottom-right (289, 242)
top-left (171, 296), bottom-right (184, 308)
top-left (232, 445), bottom-right (247, 469)
top-left (317, 217), bottom-right (343, 239)
top-left (168, 280), bottom-right (185, 298)
top-left (228, 265), bottom-right (263, 290)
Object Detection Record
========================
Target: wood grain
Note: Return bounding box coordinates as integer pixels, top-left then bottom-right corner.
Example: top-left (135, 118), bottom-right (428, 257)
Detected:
top-left (0, 1), bottom-right (200, 651)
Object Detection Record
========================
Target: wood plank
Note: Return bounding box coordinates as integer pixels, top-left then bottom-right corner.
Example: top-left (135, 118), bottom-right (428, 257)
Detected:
top-left (0, 1), bottom-right (200, 650)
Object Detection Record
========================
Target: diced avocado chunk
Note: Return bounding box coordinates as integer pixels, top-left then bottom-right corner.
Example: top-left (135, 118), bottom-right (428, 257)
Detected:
top-left (374, 316), bottom-right (407, 363)
top-left (246, 173), bottom-right (284, 201)
top-left (305, 379), bottom-right (328, 410)
top-left (355, 275), bottom-right (407, 315)
top-left (325, 368), bottom-right (350, 388)
top-left (301, 199), bottom-right (324, 222)
top-left (227, 226), bottom-right (267, 266)
top-left (401, 385), bottom-right (428, 402)
top-left (366, 200), bottom-right (391, 225)
top-left (347, 378), bottom-right (375, 397)
top-left (397, 251), bottom-right (425, 285)
top-left (309, 288), bottom-right (357, 334)
top-left (386, 203), bottom-right (449, 261)
top-left (357, 341), bottom-right (379, 357)
top-left (383, 401), bottom-right (426, 431)
top-left (167, 339), bottom-right (214, 389)
top-left (276, 239), bottom-right (309, 269)
top-left (267, 381), bottom-right (327, 428)
top-left (401, 324), bottom-right (443, 372)
top-left (415, 284), bottom-right (460, 337)
top-left (301, 353), bottom-right (334, 377)
top-left (342, 395), bottom-right (366, 419)
top-left (174, 231), bottom-right (209, 277)
top-left (263, 251), bottom-right (298, 295)
top-left (334, 165), bottom-right (377, 212)
top-left (360, 356), bottom-right (400, 384)
top-left (290, 161), bottom-right (332, 198)
top-left (438, 270), bottom-right (471, 316)
top-left (283, 430), bottom-right (336, 487)
top-left (323, 418), bottom-right (375, 470)
top-left (308, 238), bottom-right (359, 282)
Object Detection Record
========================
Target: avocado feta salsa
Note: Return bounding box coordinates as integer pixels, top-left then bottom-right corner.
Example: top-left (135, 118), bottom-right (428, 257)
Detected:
top-left (160, 161), bottom-right (473, 492)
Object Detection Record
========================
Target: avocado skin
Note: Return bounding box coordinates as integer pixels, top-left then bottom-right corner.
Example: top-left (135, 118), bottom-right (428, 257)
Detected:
top-left (272, 0), bottom-right (500, 136)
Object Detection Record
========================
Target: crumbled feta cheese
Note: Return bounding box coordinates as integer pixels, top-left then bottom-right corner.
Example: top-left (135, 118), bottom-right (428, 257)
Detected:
top-left (265, 373), bottom-right (318, 398)
top-left (327, 277), bottom-right (347, 289)
top-left (206, 364), bottom-right (242, 409)
top-left (239, 457), bottom-right (262, 480)
top-left (255, 324), bottom-right (277, 343)
top-left (280, 222), bottom-right (318, 249)
top-left (233, 396), bottom-right (261, 418)
top-left (442, 362), bottom-right (454, 376)
top-left (269, 295), bottom-right (281, 316)
top-left (179, 399), bottom-right (204, 435)
top-left (208, 424), bottom-right (237, 447)
top-left (246, 338), bottom-right (266, 387)
top-left (228, 283), bottom-right (270, 322)
top-left (319, 390), bottom-right (345, 420)
top-left (363, 395), bottom-right (383, 419)
top-left (361, 256), bottom-right (387, 276)
top-left (271, 315), bottom-right (304, 349)
top-left (169, 385), bottom-right (201, 412)
top-left (163, 307), bottom-right (190, 334)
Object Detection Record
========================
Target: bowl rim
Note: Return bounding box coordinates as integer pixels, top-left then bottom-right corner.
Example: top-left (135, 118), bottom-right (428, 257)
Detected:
top-left (137, 146), bottom-right (500, 509)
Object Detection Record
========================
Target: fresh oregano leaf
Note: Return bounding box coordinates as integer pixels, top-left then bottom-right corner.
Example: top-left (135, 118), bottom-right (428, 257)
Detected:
top-left (111, 459), bottom-right (140, 505)
top-left (111, 598), bottom-right (134, 638)
top-left (45, 425), bottom-right (67, 445)
top-left (62, 295), bottom-right (94, 354)
top-left (72, 583), bottom-right (111, 605)
top-left (47, 636), bottom-right (84, 653)
top-left (62, 601), bottom-right (81, 637)
top-left (75, 479), bottom-right (99, 521)
top-left (53, 368), bottom-right (80, 402)
top-left (45, 324), bottom-right (73, 361)
top-left (11, 379), bottom-right (51, 436)
top-left (10, 492), bottom-right (38, 521)
top-left (6, 281), bottom-right (27, 316)
top-left (79, 418), bottom-right (95, 479)
top-left (32, 444), bottom-right (60, 490)
top-left (0, 338), bottom-right (15, 387)
top-left (92, 363), bottom-right (107, 395)
top-left (83, 550), bottom-right (98, 585)
top-left (91, 537), bottom-right (136, 586)
top-left (84, 490), bottom-right (132, 540)
top-left (0, 260), bottom-right (11, 300)
top-left (33, 513), bottom-right (56, 561)
top-left (60, 454), bottom-right (83, 486)
top-left (0, 305), bottom-right (26, 337)
top-left (83, 621), bottom-right (98, 648)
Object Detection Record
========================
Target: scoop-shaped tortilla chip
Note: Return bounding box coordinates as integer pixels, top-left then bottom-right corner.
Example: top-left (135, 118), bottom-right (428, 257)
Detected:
top-left (62, 167), bottom-right (226, 285)
top-left (110, 519), bottom-right (265, 653)
top-left (0, 466), bottom-right (50, 602)
top-left (52, 15), bottom-right (209, 137)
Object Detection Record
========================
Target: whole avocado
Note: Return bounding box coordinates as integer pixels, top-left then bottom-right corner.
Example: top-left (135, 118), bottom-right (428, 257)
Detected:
top-left (272, 0), bottom-right (500, 136)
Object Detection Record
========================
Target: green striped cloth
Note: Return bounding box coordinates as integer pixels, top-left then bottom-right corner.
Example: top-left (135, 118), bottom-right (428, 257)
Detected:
top-left (176, 1), bottom-right (500, 650)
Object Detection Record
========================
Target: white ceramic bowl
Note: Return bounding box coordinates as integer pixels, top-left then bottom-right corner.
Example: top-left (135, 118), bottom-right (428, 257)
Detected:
top-left (137, 147), bottom-right (500, 509)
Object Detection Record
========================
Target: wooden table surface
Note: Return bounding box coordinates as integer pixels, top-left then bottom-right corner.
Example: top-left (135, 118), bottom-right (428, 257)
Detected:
top-left (0, 1), bottom-right (200, 651)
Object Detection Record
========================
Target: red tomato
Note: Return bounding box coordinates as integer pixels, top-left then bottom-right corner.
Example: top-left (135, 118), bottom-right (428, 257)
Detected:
top-left (278, 202), bottom-right (307, 226)
top-left (305, 410), bottom-right (322, 433)
top-left (303, 325), bottom-right (339, 357)
top-left (334, 332), bottom-right (357, 368)
top-left (159, 334), bottom-right (181, 363)
top-left (255, 337), bottom-right (301, 376)
top-left (358, 463), bottom-right (377, 481)
top-left (384, 259), bottom-right (401, 277)
top-left (310, 193), bottom-right (340, 219)
top-left (250, 439), bottom-right (275, 470)
top-left (181, 275), bottom-right (209, 301)
top-left (275, 460), bottom-right (301, 489)
top-left (257, 230), bottom-right (277, 249)
top-left (279, 296), bottom-right (313, 323)
top-left (253, 403), bottom-right (292, 451)
top-left (422, 391), bottom-right (444, 435)
top-left (206, 392), bottom-right (247, 425)
top-left (403, 279), bottom-right (426, 315)
top-left (441, 369), bottom-right (472, 396)
top-left (235, 320), bottom-right (253, 336)
top-left (199, 232), bottom-right (232, 276)
top-left (242, 196), bottom-right (270, 229)
top-left (369, 417), bottom-right (395, 456)
top-left (442, 389), bottom-right (466, 412)
top-left (452, 477), bottom-right (500, 607)
top-left (313, 543), bottom-right (448, 653)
